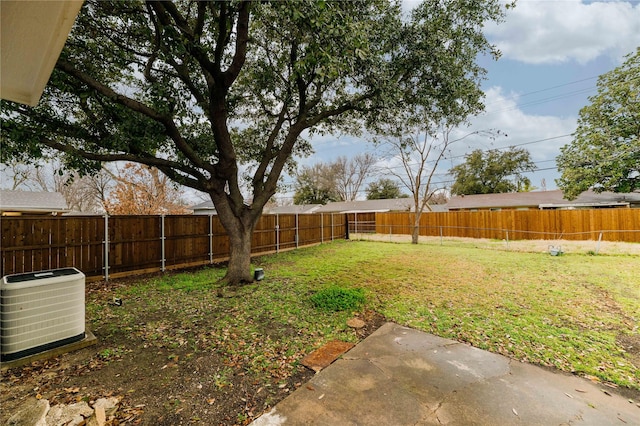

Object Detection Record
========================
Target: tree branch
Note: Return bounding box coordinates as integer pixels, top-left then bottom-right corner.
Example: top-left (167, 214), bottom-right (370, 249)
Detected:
top-left (148, 1), bottom-right (217, 87)
top-left (223, 1), bottom-right (251, 87)
top-left (56, 60), bottom-right (167, 121)
top-left (55, 59), bottom-right (214, 174)
top-left (39, 137), bottom-right (205, 191)
top-left (252, 107), bottom-right (288, 193)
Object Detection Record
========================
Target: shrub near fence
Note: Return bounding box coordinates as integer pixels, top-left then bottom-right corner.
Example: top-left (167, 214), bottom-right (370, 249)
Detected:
top-left (374, 209), bottom-right (640, 242)
top-left (0, 213), bottom-right (347, 281)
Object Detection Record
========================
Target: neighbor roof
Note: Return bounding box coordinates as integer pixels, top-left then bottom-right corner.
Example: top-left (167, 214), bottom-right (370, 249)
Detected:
top-left (447, 190), bottom-right (640, 210)
top-left (190, 200), bottom-right (216, 214)
top-left (266, 204), bottom-right (322, 215)
top-left (0, 189), bottom-right (69, 214)
top-left (315, 198), bottom-right (415, 213)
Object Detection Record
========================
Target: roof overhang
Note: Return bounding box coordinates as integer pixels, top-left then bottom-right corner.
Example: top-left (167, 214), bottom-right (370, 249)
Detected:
top-left (343, 209), bottom-right (391, 214)
top-left (1, 207), bottom-right (70, 216)
top-left (539, 202), bottom-right (629, 209)
top-left (1, 0), bottom-right (84, 106)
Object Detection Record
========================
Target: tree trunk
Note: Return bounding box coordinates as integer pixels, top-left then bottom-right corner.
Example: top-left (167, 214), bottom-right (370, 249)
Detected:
top-left (411, 212), bottom-right (421, 244)
top-left (411, 225), bottom-right (419, 244)
top-left (224, 224), bottom-right (254, 285)
top-left (212, 192), bottom-right (260, 286)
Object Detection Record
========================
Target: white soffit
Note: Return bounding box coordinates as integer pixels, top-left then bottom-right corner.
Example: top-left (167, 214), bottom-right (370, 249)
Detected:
top-left (1, 0), bottom-right (83, 106)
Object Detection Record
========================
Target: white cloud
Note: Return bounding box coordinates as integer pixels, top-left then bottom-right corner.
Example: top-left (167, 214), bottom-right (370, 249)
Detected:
top-left (345, 86), bottom-right (579, 192)
top-left (485, 0), bottom-right (640, 64)
top-left (278, 85), bottom-right (577, 197)
top-left (461, 87), bottom-right (577, 158)
top-left (443, 87), bottom-right (580, 189)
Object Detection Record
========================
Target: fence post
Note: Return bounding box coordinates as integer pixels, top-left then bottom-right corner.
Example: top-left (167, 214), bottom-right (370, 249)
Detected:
top-left (276, 214), bottom-right (280, 253)
top-left (355, 212), bottom-right (358, 235)
top-left (595, 231), bottom-right (603, 255)
top-left (345, 213), bottom-right (350, 239)
top-left (439, 226), bottom-right (443, 246)
top-left (209, 215), bottom-right (213, 264)
top-left (321, 213), bottom-right (324, 244)
top-left (295, 213), bottom-right (299, 249)
top-left (161, 215), bottom-right (166, 272)
top-left (331, 214), bottom-right (334, 241)
top-left (505, 230), bottom-right (510, 250)
top-left (103, 214), bottom-right (109, 282)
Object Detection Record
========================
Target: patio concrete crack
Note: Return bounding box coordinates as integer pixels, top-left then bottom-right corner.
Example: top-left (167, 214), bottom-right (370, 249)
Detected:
top-left (433, 400), bottom-right (445, 425)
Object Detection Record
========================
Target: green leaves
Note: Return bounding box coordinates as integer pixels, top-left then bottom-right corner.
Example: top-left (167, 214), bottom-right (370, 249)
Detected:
top-left (450, 147), bottom-right (536, 195)
top-left (311, 286), bottom-right (366, 312)
top-left (1, 0), bottom-right (507, 196)
top-left (1, 0), bottom-right (507, 283)
top-left (293, 163), bottom-right (340, 205)
top-left (366, 178), bottom-right (407, 200)
top-left (556, 48), bottom-right (640, 199)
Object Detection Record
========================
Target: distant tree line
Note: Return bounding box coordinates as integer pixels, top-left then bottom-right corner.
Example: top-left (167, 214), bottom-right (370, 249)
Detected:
top-left (1, 160), bottom-right (191, 215)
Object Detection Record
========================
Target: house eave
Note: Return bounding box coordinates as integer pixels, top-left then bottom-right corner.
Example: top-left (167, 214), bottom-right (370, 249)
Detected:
top-left (1, 0), bottom-right (84, 106)
top-left (539, 202), bottom-right (629, 209)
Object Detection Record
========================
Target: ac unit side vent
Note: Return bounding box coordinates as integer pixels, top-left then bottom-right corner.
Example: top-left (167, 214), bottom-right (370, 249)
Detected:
top-left (1, 268), bottom-right (85, 362)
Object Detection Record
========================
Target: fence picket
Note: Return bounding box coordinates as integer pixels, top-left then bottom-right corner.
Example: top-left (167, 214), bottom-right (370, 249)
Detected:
top-left (1, 209), bottom-right (637, 281)
top-left (1, 213), bottom-right (348, 280)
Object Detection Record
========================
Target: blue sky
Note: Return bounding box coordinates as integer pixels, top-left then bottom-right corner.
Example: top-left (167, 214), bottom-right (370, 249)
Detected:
top-left (278, 0), bottom-right (640, 201)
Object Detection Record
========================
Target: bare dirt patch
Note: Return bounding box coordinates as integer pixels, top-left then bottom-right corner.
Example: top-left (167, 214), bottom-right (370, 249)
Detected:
top-left (618, 334), bottom-right (640, 370)
top-left (353, 233), bottom-right (640, 255)
top-left (0, 276), bottom-right (386, 425)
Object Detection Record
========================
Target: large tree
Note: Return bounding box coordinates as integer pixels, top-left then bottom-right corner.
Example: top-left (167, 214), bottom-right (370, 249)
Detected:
top-left (450, 147), bottom-right (536, 195)
top-left (556, 48), bottom-right (640, 199)
top-left (381, 125), bottom-right (496, 243)
top-left (1, 0), bottom-right (504, 284)
top-left (293, 153), bottom-right (376, 203)
top-left (293, 163), bottom-right (340, 205)
top-left (366, 178), bottom-right (407, 200)
top-left (334, 153), bottom-right (377, 202)
top-left (105, 163), bottom-right (191, 215)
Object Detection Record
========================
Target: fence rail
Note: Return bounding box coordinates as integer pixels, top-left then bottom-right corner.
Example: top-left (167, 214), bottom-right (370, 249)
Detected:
top-left (2, 208), bottom-right (637, 281)
top-left (371, 209), bottom-right (640, 243)
top-left (1, 213), bottom-right (347, 281)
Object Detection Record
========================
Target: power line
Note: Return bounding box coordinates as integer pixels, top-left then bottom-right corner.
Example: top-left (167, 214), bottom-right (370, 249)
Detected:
top-left (280, 134), bottom-right (571, 196)
top-left (483, 76), bottom-right (598, 107)
top-left (369, 133), bottom-right (572, 173)
top-left (484, 88), bottom-right (596, 115)
top-left (305, 76), bottom-right (594, 159)
top-left (309, 129), bottom-right (573, 162)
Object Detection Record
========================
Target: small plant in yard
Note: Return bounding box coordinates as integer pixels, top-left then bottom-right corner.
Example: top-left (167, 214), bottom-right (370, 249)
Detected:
top-left (311, 285), bottom-right (366, 312)
top-left (98, 347), bottom-right (126, 361)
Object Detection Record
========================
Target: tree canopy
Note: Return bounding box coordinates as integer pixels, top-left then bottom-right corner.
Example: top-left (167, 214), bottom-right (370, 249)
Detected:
top-left (293, 163), bottom-right (340, 205)
top-left (1, 0), bottom-right (505, 284)
top-left (556, 48), bottom-right (640, 199)
top-left (105, 163), bottom-right (191, 215)
top-left (366, 178), bottom-right (407, 199)
top-left (293, 154), bottom-right (376, 204)
top-left (450, 147), bottom-right (536, 195)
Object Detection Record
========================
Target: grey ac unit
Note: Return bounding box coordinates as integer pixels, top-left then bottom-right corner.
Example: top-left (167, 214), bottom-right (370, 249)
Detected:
top-left (1, 267), bottom-right (85, 362)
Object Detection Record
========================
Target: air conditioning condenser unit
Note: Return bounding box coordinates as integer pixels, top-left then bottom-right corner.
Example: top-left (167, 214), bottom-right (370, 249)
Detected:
top-left (1, 267), bottom-right (85, 362)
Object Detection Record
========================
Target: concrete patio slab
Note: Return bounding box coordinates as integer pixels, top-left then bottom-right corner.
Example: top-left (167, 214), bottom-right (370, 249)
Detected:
top-left (252, 322), bottom-right (639, 425)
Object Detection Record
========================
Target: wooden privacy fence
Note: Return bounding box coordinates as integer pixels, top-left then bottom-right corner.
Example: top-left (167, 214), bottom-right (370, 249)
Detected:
top-left (0, 213), bottom-right (347, 281)
top-left (373, 209), bottom-right (640, 242)
top-left (2, 209), bottom-right (637, 281)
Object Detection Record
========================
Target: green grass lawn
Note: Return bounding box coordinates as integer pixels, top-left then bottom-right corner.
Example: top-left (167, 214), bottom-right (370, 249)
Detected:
top-left (89, 239), bottom-right (640, 391)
